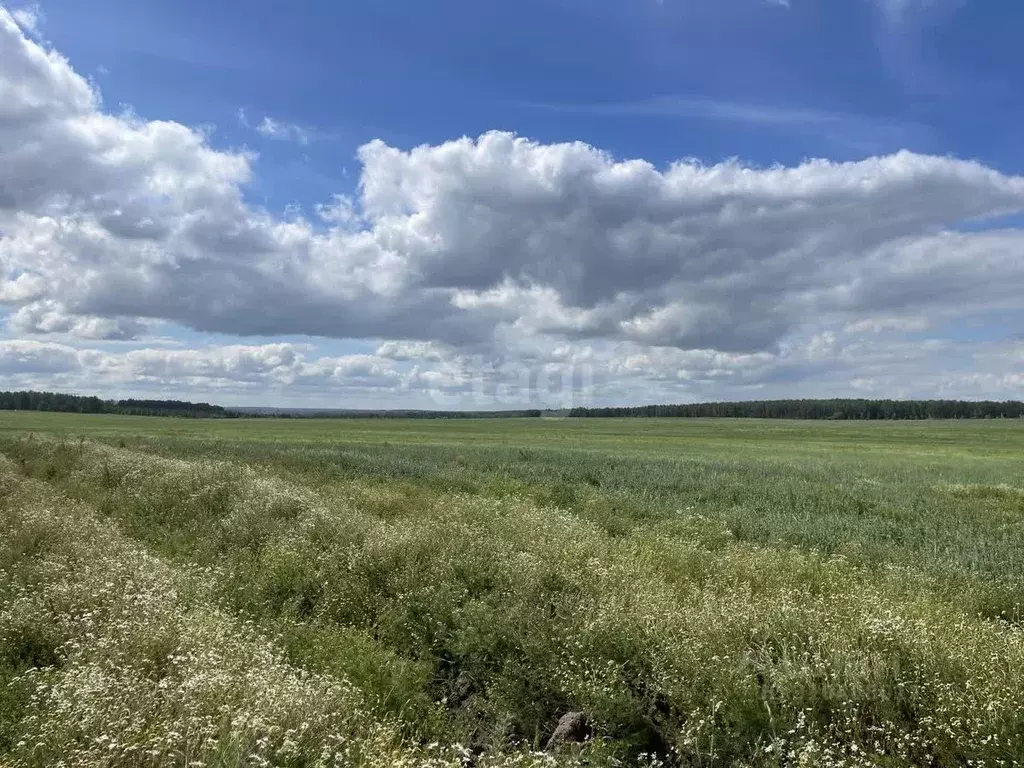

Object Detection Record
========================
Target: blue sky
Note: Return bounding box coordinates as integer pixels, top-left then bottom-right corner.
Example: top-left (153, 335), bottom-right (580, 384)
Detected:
top-left (36, 0), bottom-right (1024, 204)
top-left (0, 0), bottom-right (1022, 407)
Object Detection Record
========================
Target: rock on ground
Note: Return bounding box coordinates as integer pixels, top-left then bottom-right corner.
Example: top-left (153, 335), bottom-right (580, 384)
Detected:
top-left (545, 711), bottom-right (589, 751)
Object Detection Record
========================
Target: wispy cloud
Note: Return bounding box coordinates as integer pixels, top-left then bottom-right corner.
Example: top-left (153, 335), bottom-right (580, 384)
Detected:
top-left (10, 4), bottom-right (41, 36)
top-left (256, 116), bottom-right (309, 145)
top-left (238, 109), bottom-right (310, 145)
top-left (521, 95), bottom-right (930, 153)
top-left (873, 0), bottom-right (964, 27)
top-left (876, 0), bottom-right (910, 24)
top-left (870, 0), bottom-right (969, 96)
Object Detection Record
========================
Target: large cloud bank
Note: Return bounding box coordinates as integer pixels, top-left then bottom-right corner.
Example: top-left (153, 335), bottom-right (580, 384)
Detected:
top-left (1, 7), bottom-right (1021, 404)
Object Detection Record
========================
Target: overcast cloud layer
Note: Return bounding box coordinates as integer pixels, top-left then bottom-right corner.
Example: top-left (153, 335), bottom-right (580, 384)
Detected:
top-left (1, 8), bottom-right (1022, 407)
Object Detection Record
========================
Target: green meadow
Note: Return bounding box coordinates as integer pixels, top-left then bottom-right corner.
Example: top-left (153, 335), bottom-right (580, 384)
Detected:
top-left (1, 412), bottom-right (1022, 766)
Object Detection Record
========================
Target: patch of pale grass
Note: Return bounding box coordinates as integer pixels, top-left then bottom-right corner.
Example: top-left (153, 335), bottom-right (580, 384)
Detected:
top-left (940, 483), bottom-right (1024, 499)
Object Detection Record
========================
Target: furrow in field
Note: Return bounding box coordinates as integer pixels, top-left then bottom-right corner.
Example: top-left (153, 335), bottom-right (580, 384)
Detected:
top-left (0, 454), bottom-right (596, 767)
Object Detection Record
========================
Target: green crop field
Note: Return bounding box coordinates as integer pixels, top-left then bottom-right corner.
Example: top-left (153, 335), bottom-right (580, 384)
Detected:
top-left (1, 412), bottom-right (1023, 767)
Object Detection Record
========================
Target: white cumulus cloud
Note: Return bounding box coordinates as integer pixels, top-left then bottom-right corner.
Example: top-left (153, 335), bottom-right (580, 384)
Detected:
top-left (0, 6), bottom-right (1021, 404)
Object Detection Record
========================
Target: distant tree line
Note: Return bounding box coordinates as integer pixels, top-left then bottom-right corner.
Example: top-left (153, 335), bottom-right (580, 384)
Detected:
top-left (116, 399), bottom-right (234, 418)
top-left (568, 399), bottom-right (1024, 420)
top-left (0, 391), bottom-right (541, 419)
top-left (3, 391), bottom-right (1022, 420)
top-left (0, 391), bottom-right (234, 418)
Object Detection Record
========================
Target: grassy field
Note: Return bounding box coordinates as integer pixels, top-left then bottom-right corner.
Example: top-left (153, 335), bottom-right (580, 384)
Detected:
top-left (1, 412), bottom-right (1023, 766)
